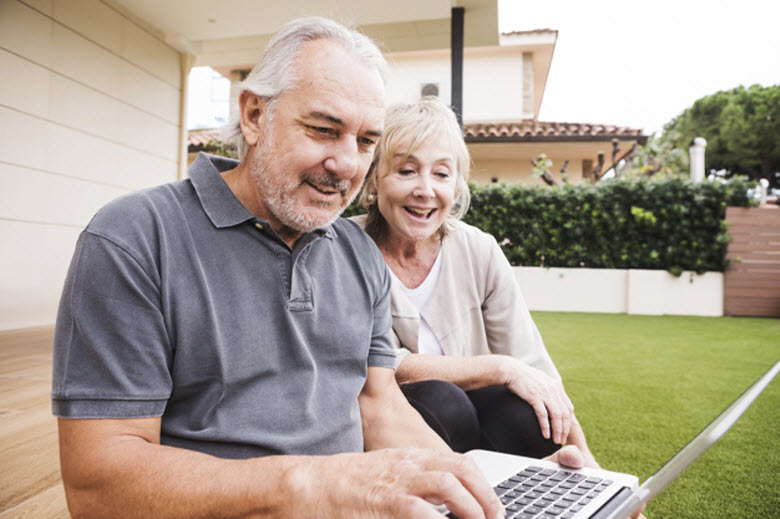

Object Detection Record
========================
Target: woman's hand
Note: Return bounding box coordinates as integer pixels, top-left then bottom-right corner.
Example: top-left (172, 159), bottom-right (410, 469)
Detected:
top-left (548, 446), bottom-right (645, 519)
top-left (494, 356), bottom-right (575, 445)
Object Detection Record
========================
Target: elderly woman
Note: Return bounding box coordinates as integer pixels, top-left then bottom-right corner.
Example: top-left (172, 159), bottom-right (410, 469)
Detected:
top-left (354, 97), bottom-right (597, 464)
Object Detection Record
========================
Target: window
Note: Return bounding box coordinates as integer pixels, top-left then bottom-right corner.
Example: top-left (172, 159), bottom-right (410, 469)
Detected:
top-left (421, 82), bottom-right (440, 98)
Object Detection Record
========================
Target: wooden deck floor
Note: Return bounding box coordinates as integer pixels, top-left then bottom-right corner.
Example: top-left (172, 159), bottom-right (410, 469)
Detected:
top-left (0, 326), bottom-right (69, 518)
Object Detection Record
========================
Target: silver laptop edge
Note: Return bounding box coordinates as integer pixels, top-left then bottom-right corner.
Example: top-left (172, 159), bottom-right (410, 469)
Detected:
top-left (465, 450), bottom-right (639, 518)
top-left (466, 359), bottom-right (779, 519)
top-left (607, 359), bottom-right (780, 519)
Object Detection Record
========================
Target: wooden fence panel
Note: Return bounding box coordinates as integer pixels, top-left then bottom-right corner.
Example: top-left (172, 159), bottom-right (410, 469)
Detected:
top-left (724, 206), bottom-right (780, 317)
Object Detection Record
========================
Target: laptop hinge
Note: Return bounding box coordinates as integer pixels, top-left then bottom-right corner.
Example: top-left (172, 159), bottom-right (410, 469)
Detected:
top-left (590, 486), bottom-right (634, 519)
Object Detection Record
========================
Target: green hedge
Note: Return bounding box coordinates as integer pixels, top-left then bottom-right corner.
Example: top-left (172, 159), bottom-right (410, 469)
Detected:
top-left (344, 176), bottom-right (757, 274)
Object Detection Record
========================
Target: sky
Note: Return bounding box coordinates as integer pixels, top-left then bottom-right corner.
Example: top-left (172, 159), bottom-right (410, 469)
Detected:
top-left (498, 0), bottom-right (780, 135)
top-left (188, 0), bottom-right (780, 134)
top-left (187, 66), bottom-right (231, 130)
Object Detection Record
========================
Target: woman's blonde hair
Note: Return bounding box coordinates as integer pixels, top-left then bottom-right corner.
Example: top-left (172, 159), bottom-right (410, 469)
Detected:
top-left (360, 97), bottom-right (471, 243)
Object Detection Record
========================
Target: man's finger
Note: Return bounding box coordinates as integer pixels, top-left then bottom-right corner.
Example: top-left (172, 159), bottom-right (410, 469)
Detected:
top-left (412, 451), bottom-right (503, 519)
top-left (406, 469), bottom-right (501, 519)
top-left (450, 455), bottom-right (504, 519)
top-left (393, 495), bottom-right (457, 519)
top-left (438, 454), bottom-right (504, 518)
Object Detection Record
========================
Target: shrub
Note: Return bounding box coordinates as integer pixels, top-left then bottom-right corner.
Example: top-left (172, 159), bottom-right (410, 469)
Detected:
top-left (344, 176), bottom-right (757, 274)
top-left (463, 176), bottom-right (757, 273)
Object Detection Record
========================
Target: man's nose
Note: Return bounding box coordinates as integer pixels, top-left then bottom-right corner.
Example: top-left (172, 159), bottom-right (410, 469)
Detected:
top-left (324, 138), bottom-right (359, 180)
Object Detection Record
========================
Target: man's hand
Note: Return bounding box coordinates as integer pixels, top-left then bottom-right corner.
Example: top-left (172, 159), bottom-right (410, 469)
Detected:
top-left (498, 357), bottom-right (575, 445)
top-left (301, 448), bottom-right (503, 519)
top-left (59, 418), bottom-right (500, 519)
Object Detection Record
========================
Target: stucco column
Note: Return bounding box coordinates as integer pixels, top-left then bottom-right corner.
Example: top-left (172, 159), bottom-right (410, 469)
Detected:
top-left (759, 178), bottom-right (769, 204)
top-left (689, 137), bottom-right (707, 183)
top-left (178, 53), bottom-right (197, 181)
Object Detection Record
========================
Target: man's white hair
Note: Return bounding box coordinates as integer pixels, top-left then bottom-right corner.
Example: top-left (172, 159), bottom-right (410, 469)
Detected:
top-left (222, 17), bottom-right (388, 160)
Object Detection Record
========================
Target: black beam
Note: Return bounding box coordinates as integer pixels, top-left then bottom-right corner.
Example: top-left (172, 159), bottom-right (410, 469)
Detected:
top-left (451, 7), bottom-right (464, 128)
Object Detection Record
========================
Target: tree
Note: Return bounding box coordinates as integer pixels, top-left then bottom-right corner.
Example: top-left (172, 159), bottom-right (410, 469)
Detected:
top-left (531, 153), bottom-right (569, 186)
top-left (203, 139), bottom-right (237, 159)
top-left (661, 84), bottom-right (779, 182)
top-left (624, 131), bottom-right (688, 178)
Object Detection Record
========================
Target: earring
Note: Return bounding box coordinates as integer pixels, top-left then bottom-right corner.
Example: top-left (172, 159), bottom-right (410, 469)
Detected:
top-left (367, 192), bottom-right (376, 203)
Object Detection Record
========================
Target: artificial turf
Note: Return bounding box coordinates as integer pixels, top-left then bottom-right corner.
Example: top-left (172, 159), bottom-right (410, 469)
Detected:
top-left (531, 312), bottom-right (780, 518)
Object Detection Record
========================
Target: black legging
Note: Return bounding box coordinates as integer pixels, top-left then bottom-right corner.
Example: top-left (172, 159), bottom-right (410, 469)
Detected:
top-left (401, 379), bottom-right (560, 458)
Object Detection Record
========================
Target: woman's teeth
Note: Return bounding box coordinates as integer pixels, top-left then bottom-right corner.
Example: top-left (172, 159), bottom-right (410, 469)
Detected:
top-left (405, 207), bottom-right (434, 218)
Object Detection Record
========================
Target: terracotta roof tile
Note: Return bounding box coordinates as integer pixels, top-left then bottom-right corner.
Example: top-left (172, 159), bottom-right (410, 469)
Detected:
top-left (188, 128), bottom-right (223, 148)
top-left (188, 120), bottom-right (647, 150)
top-left (463, 121), bottom-right (647, 143)
top-left (501, 28), bottom-right (558, 37)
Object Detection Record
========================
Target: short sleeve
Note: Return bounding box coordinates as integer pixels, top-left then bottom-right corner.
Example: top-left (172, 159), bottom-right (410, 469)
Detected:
top-left (52, 230), bottom-right (173, 418)
top-left (365, 243), bottom-right (396, 370)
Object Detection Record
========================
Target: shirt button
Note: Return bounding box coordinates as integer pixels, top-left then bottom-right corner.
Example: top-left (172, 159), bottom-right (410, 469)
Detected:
top-left (254, 222), bottom-right (264, 230)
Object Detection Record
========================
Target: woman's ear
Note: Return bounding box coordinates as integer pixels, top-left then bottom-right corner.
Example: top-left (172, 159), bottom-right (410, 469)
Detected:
top-left (364, 163), bottom-right (380, 201)
top-left (238, 91), bottom-right (267, 147)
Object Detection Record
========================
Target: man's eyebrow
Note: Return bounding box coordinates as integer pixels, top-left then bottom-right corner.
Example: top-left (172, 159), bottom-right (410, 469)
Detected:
top-left (308, 111), bottom-right (343, 126)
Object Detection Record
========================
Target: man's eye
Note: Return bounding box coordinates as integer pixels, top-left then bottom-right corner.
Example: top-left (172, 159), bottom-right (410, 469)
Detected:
top-left (358, 137), bottom-right (376, 148)
top-left (311, 126), bottom-right (335, 136)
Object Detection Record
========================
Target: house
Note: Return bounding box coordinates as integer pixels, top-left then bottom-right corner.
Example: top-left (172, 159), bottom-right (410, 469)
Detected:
top-left (2, 0), bottom-right (646, 332)
top-left (193, 29), bottom-right (647, 185)
top-left (0, 0), bottom-right (502, 331)
top-left (382, 28), bottom-right (648, 184)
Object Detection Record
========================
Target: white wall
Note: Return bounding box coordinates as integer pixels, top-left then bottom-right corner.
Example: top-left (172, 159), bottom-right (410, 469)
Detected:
top-left (385, 49), bottom-right (452, 110)
top-left (0, 0), bottom-right (183, 330)
top-left (462, 47), bottom-right (530, 121)
top-left (515, 267), bottom-right (724, 317)
top-left (470, 156), bottom-right (586, 185)
top-left (386, 46), bottom-right (531, 121)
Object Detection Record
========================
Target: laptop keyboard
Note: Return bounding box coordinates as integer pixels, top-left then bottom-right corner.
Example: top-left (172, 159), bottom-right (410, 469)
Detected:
top-left (493, 465), bottom-right (613, 518)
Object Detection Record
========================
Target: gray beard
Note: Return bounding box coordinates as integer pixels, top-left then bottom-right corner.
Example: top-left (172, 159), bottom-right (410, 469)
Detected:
top-left (249, 140), bottom-right (356, 233)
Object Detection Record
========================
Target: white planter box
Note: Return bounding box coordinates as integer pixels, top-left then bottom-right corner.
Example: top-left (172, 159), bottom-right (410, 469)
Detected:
top-left (514, 267), bottom-right (724, 316)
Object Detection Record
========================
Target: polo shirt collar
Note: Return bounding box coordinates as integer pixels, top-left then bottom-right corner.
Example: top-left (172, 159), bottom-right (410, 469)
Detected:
top-left (188, 153), bottom-right (336, 239)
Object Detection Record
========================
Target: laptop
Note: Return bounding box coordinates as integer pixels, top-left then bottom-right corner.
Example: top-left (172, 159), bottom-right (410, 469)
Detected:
top-left (459, 360), bottom-right (779, 519)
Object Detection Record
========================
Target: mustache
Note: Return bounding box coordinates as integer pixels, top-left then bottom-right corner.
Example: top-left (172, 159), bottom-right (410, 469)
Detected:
top-left (303, 172), bottom-right (351, 194)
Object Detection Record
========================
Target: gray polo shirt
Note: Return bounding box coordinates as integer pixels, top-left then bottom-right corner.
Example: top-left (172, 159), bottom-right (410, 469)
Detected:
top-left (52, 153), bottom-right (395, 459)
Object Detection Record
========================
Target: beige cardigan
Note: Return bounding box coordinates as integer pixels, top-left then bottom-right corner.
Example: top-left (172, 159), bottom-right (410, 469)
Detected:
top-left (353, 216), bottom-right (560, 379)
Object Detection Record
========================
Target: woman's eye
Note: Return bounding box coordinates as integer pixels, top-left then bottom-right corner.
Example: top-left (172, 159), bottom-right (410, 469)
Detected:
top-left (435, 171), bottom-right (452, 179)
top-left (397, 169), bottom-right (415, 175)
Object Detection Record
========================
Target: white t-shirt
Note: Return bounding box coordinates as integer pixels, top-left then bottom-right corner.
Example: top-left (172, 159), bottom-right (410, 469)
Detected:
top-left (388, 250), bottom-right (444, 356)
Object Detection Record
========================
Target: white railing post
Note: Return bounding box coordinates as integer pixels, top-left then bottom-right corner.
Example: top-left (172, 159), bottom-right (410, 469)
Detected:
top-left (689, 137), bottom-right (707, 182)
top-left (759, 178), bottom-right (769, 204)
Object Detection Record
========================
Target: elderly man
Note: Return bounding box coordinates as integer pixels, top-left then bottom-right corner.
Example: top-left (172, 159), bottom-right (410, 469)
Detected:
top-left (52, 17), bottom-right (503, 519)
top-left (53, 17), bottom-right (583, 519)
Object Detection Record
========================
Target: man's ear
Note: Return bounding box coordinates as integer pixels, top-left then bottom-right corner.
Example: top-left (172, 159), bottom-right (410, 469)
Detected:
top-left (238, 91), bottom-right (267, 147)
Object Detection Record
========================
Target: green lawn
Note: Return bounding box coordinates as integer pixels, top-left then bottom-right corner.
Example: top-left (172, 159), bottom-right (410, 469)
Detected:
top-left (532, 312), bottom-right (780, 519)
